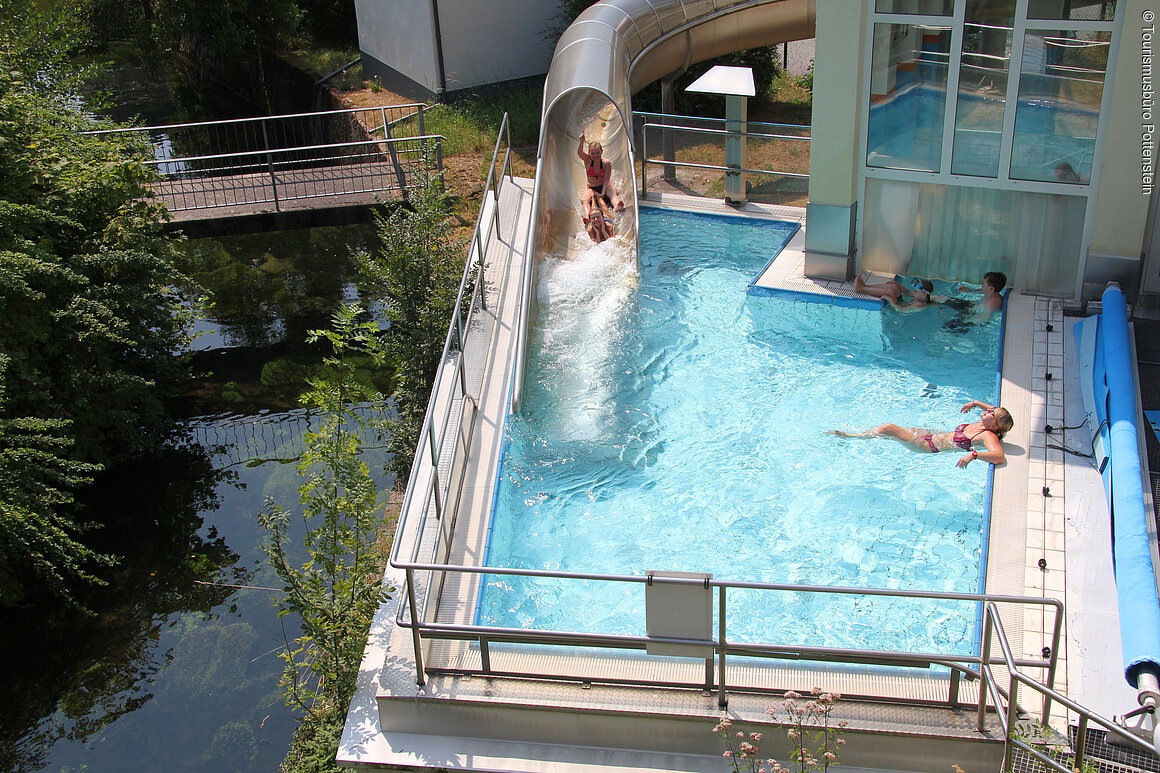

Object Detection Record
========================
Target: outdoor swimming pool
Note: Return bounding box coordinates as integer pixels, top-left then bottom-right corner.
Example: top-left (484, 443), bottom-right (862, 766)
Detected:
top-left (480, 208), bottom-right (1004, 657)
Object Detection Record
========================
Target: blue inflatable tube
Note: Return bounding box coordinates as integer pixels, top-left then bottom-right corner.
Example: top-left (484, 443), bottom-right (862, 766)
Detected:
top-left (1099, 286), bottom-right (1160, 688)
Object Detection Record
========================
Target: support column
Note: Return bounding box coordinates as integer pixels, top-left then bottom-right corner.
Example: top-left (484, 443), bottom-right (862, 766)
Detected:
top-left (804, 0), bottom-right (868, 281)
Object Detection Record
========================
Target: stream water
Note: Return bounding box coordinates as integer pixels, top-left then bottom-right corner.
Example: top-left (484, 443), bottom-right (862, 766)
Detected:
top-left (0, 59), bottom-right (392, 773)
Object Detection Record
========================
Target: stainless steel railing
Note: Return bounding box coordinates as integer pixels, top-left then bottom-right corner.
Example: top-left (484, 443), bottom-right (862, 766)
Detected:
top-left (636, 112), bottom-right (810, 200)
top-left (386, 112), bottom-right (517, 677)
top-left (979, 601), bottom-right (1160, 771)
top-left (87, 104), bottom-right (443, 213)
top-left (391, 554), bottom-right (1064, 713)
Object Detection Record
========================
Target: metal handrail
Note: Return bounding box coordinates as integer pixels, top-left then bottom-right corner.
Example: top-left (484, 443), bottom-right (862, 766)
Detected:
top-left (979, 602), bottom-right (1160, 771)
top-left (386, 113), bottom-right (517, 676)
top-left (635, 110), bottom-right (811, 135)
top-left (141, 134), bottom-right (445, 170)
top-left (641, 158), bottom-right (810, 179)
top-left (390, 529), bottom-right (1065, 703)
top-left (639, 121), bottom-right (810, 197)
top-left (84, 103), bottom-right (429, 134)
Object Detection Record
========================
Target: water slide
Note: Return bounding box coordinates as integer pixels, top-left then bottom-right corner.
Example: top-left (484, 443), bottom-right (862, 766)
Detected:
top-left (1076, 284), bottom-right (1160, 738)
top-left (513, 0), bottom-right (816, 411)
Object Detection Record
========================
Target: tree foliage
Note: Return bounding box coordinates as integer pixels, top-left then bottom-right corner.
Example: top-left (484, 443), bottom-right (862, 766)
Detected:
top-left (259, 304), bottom-right (392, 721)
top-left (356, 185), bottom-right (468, 483)
top-left (0, 0), bottom-right (193, 606)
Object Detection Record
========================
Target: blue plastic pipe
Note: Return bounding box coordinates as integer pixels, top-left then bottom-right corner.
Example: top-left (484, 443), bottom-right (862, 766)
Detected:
top-left (1101, 285), bottom-right (1160, 688)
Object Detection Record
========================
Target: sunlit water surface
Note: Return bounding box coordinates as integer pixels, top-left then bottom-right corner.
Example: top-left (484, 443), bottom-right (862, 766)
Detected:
top-left (481, 208), bottom-right (1003, 656)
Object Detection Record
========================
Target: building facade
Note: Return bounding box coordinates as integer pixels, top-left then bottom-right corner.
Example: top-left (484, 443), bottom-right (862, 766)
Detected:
top-left (353, 0), bottom-right (557, 100)
top-left (807, 0), bottom-right (1154, 302)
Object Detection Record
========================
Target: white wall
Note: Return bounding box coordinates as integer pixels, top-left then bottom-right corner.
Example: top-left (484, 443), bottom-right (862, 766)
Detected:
top-left (1090, 0), bottom-right (1150, 265)
top-left (356, 0), bottom-right (440, 95)
top-left (355, 0), bottom-right (555, 97)
top-left (439, 0), bottom-right (555, 91)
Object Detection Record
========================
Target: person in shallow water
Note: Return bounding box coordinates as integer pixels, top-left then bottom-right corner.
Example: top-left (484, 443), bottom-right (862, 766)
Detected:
top-left (855, 273), bottom-right (936, 312)
top-left (827, 399), bottom-right (1013, 468)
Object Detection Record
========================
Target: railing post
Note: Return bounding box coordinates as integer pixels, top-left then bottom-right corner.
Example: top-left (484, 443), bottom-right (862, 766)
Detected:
top-left (660, 85), bottom-right (677, 181)
top-left (978, 605), bottom-right (995, 732)
top-left (1073, 715), bottom-right (1089, 773)
top-left (456, 311), bottom-right (470, 397)
top-left (1043, 603), bottom-right (1064, 724)
top-left (418, 104), bottom-right (428, 171)
top-left (261, 122), bottom-right (281, 212)
top-left (406, 568), bottom-right (426, 685)
top-left (480, 636), bottom-right (491, 674)
top-left (427, 421), bottom-right (444, 519)
top-left (641, 125), bottom-right (650, 198)
top-left (475, 233), bottom-right (488, 313)
top-left (949, 667), bottom-right (960, 708)
top-left (1004, 675), bottom-right (1019, 773)
top-left (383, 122), bottom-right (408, 200)
top-left (717, 585), bottom-right (728, 707)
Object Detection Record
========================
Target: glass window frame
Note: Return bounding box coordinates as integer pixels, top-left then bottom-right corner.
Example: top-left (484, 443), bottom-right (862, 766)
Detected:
top-left (861, 0), bottom-right (1119, 188)
top-left (859, 0), bottom-right (1121, 300)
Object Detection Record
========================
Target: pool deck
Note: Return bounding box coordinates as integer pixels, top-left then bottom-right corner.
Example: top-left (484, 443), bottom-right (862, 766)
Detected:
top-left (339, 185), bottom-right (1136, 772)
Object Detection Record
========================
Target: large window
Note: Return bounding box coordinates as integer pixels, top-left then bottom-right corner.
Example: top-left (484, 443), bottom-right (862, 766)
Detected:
top-left (951, 2), bottom-right (1014, 176)
top-left (1010, 29), bottom-right (1110, 183)
top-left (867, 24), bottom-right (952, 172)
top-left (861, 0), bottom-right (1119, 295)
top-left (865, 0), bottom-right (1116, 184)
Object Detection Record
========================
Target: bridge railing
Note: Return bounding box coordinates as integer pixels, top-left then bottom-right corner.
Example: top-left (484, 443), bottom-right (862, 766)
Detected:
top-left (87, 104), bottom-right (443, 214)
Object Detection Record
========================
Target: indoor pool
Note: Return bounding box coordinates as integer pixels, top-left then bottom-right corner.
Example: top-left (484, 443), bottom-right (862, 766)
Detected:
top-left (480, 208), bottom-right (1004, 656)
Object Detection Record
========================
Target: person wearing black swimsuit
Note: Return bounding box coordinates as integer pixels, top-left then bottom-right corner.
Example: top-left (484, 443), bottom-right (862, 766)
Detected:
top-left (827, 399), bottom-right (1013, 467)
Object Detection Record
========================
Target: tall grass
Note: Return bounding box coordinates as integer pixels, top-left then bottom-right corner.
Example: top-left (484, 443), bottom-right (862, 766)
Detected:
top-left (425, 85), bottom-right (543, 154)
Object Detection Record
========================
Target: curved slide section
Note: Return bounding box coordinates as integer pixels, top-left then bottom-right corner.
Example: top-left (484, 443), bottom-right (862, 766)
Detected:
top-left (514, 0), bottom-right (816, 411)
top-left (1076, 285), bottom-right (1160, 709)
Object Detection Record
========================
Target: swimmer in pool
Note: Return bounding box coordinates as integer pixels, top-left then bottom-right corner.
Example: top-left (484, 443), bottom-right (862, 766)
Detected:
top-left (854, 274), bottom-right (935, 312)
top-left (827, 399), bottom-right (1013, 467)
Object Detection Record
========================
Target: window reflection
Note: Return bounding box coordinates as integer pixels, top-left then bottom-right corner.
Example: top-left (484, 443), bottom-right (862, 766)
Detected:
top-left (951, 2), bottom-right (1014, 176)
top-left (875, 0), bottom-right (953, 14)
top-left (867, 24), bottom-right (952, 172)
top-left (1027, 0), bottom-right (1115, 21)
top-left (1010, 30), bottom-right (1109, 183)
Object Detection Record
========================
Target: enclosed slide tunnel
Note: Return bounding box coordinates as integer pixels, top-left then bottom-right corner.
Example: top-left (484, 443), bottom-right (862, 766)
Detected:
top-left (513, 0), bottom-right (815, 411)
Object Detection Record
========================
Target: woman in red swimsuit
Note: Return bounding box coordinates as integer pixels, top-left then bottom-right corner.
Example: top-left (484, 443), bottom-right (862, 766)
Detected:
top-left (828, 399), bottom-right (1013, 467)
top-left (577, 130), bottom-right (624, 211)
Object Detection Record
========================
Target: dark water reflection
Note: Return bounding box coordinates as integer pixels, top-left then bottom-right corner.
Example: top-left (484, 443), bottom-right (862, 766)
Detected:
top-left (0, 224), bottom-right (391, 773)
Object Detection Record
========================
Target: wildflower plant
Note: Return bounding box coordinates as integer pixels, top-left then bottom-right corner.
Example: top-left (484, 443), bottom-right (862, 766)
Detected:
top-left (714, 688), bottom-right (847, 773)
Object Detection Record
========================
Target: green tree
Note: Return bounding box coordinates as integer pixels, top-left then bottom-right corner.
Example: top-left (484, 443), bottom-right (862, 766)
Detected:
top-left (356, 186), bottom-right (468, 483)
top-left (0, 0), bottom-right (193, 605)
top-left (0, 356), bottom-right (109, 606)
top-left (259, 304), bottom-right (391, 718)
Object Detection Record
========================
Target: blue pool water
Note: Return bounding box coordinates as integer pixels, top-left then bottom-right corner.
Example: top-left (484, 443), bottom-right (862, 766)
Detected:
top-left (480, 208), bottom-right (1003, 656)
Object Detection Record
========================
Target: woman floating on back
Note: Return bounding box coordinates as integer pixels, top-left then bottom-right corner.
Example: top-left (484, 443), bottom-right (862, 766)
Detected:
top-left (828, 400), bottom-right (1013, 468)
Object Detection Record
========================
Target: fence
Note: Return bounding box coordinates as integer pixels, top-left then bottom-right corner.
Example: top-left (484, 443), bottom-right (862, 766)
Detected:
top-left (634, 111), bottom-right (810, 205)
top-left (87, 105), bottom-right (443, 214)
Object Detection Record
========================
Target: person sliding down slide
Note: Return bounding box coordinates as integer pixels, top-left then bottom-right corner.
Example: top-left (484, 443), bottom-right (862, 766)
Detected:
top-left (578, 130), bottom-right (624, 212)
top-left (581, 188), bottom-right (616, 244)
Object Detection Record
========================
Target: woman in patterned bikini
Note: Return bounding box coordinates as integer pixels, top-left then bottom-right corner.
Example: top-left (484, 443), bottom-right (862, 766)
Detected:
top-left (828, 399), bottom-right (1013, 467)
